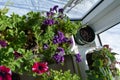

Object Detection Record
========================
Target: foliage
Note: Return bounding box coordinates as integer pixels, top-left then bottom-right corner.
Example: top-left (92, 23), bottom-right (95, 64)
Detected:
top-left (0, 5), bottom-right (81, 75)
top-left (86, 46), bottom-right (116, 80)
top-left (40, 69), bottom-right (81, 80)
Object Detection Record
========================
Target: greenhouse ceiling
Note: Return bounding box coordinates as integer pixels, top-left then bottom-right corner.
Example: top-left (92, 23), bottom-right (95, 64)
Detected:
top-left (0, 0), bottom-right (102, 19)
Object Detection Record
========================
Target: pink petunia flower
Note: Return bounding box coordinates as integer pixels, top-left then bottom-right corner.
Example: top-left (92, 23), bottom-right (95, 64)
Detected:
top-left (103, 44), bottom-right (112, 51)
top-left (32, 62), bottom-right (48, 75)
top-left (0, 65), bottom-right (12, 80)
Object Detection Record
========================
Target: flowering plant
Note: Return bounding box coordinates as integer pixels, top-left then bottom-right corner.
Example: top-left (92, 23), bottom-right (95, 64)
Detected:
top-left (0, 5), bottom-right (81, 79)
top-left (86, 45), bottom-right (117, 80)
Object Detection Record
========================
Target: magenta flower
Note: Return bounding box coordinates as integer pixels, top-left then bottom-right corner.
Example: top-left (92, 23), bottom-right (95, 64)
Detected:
top-left (0, 40), bottom-right (7, 47)
top-left (32, 62), bottom-right (48, 75)
top-left (75, 53), bottom-right (82, 62)
top-left (13, 51), bottom-right (22, 59)
top-left (0, 66), bottom-right (12, 80)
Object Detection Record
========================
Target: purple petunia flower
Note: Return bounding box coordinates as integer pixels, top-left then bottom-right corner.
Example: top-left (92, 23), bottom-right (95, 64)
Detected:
top-left (50, 12), bottom-right (55, 16)
top-left (53, 39), bottom-right (57, 44)
top-left (43, 44), bottom-right (49, 50)
top-left (46, 12), bottom-right (54, 17)
top-left (53, 53), bottom-right (64, 63)
top-left (58, 31), bottom-right (64, 40)
top-left (43, 19), bottom-right (55, 25)
top-left (53, 35), bottom-right (61, 44)
top-left (0, 40), bottom-right (7, 47)
top-left (75, 53), bottom-right (82, 62)
top-left (53, 39), bottom-right (60, 44)
top-left (68, 38), bottom-right (73, 44)
top-left (56, 39), bottom-right (61, 43)
top-left (53, 31), bottom-right (65, 44)
top-left (46, 12), bottom-right (50, 17)
top-left (50, 8), bottom-right (53, 12)
top-left (61, 56), bottom-right (64, 63)
top-left (59, 8), bottom-right (64, 14)
top-left (54, 35), bottom-right (59, 39)
top-left (57, 47), bottom-right (64, 54)
top-left (53, 5), bottom-right (58, 12)
top-left (63, 37), bottom-right (69, 42)
top-left (62, 37), bottom-right (73, 45)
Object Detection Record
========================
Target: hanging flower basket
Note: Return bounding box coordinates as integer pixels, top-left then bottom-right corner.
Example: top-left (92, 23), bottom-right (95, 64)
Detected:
top-left (85, 45), bottom-right (117, 80)
top-left (74, 26), bottom-right (95, 45)
top-left (0, 5), bottom-right (82, 80)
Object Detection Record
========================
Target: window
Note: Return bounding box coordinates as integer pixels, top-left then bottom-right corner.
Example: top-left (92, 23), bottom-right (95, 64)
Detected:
top-left (99, 23), bottom-right (120, 54)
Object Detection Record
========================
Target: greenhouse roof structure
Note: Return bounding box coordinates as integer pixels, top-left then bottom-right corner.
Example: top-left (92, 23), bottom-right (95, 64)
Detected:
top-left (0, 0), bottom-right (101, 19)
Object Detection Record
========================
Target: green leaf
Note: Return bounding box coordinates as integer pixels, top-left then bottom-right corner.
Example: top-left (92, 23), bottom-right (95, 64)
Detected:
top-left (93, 60), bottom-right (103, 67)
top-left (8, 47), bottom-right (14, 53)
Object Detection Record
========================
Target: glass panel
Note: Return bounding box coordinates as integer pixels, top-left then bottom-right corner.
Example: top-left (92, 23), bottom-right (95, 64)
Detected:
top-left (99, 23), bottom-right (120, 69)
top-left (0, 0), bottom-right (68, 16)
top-left (64, 0), bottom-right (101, 19)
top-left (0, 0), bottom-right (102, 19)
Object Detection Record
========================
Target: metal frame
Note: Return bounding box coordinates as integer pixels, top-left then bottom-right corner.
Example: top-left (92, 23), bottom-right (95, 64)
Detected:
top-left (81, 0), bottom-right (103, 20)
top-left (69, 0), bottom-right (104, 21)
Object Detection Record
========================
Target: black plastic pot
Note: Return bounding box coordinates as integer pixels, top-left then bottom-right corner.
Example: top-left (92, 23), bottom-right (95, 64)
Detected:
top-left (74, 26), bottom-right (95, 45)
top-left (86, 53), bottom-right (94, 70)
